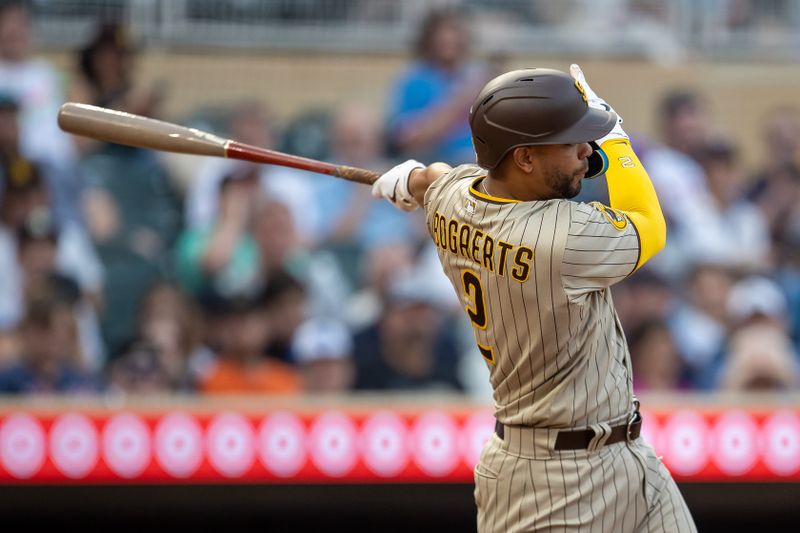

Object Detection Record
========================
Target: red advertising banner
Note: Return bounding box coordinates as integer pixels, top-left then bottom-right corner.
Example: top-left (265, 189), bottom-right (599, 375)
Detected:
top-left (1, 405), bottom-right (799, 484)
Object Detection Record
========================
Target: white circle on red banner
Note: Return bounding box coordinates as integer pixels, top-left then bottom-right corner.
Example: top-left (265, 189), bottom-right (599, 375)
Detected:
top-left (459, 410), bottom-right (494, 469)
top-left (711, 410), bottom-right (759, 476)
top-left (0, 413), bottom-right (46, 479)
top-left (411, 411), bottom-right (460, 477)
top-left (258, 412), bottom-right (307, 477)
top-left (153, 412), bottom-right (204, 478)
top-left (102, 413), bottom-right (151, 479)
top-left (360, 411), bottom-right (409, 477)
top-left (207, 412), bottom-right (256, 478)
top-left (761, 410), bottom-right (800, 476)
top-left (308, 412), bottom-right (358, 477)
top-left (50, 413), bottom-right (99, 479)
top-left (661, 410), bottom-right (710, 476)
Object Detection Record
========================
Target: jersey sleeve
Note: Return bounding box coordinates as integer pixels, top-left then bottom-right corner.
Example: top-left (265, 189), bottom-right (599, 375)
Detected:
top-left (423, 164), bottom-right (482, 211)
top-left (561, 201), bottom-right (640, 299)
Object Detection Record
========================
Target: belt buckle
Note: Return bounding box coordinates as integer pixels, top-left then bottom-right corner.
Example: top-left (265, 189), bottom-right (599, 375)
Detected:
top-left (626, 398), bottom-right (641, 442)
top-left (626, 413), bottom-right (636, 442)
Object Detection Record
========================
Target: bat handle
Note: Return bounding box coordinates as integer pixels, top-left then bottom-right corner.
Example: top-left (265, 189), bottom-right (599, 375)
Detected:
top-left (334, 165), bottom-right (381, 185)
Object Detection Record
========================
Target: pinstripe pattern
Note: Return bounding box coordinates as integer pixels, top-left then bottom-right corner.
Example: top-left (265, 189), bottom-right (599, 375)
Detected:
top-left (425, 165), bottom-right (696, 532)
top-left (425, 165), bottom-right (637, 429)
top-left (474, 435), bottom-right (695, 532)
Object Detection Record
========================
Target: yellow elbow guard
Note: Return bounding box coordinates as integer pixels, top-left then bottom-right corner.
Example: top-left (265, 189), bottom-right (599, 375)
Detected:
top-left (600, 139), bottom-right (667, 270)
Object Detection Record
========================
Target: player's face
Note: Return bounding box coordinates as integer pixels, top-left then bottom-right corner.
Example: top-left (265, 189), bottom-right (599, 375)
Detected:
top-left (538, 143), bottom-right (592, 199)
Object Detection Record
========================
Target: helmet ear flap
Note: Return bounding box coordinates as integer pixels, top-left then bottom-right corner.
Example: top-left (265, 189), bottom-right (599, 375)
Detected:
top-left (585, 141), bottom-right (609, 179)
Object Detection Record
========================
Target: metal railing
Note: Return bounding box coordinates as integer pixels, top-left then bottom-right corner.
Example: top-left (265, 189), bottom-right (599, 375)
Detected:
top-left (28, 0), bottom-right (800, 60)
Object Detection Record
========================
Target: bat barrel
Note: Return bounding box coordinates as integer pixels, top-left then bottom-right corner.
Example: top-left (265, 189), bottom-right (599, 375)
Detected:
top-left (58, 103), bottom-right (228, 157)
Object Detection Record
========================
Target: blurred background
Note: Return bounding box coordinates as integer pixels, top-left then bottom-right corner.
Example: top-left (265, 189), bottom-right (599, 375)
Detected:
top-left (0, 0), bottom-right (799, 530)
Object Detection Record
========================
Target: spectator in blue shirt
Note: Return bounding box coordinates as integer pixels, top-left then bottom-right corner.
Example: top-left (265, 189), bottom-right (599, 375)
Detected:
top-left (386, 9), bottom-right (493, 166)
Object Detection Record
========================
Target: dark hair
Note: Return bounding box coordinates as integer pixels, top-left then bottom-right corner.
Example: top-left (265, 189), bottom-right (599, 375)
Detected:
top-left (22, 288), bottom-right (74, 330)
top-left (45, 274), bottom-right (81, 305)
top-left (261, 269), bottom-right (306, 308)
top-left (0, 91), bottom-right (19, 111)
top-left (197, 287), bottom-right (263, 317)
top-left (414, 9), bottom-right (466, 59)
top-left (218, 165), bottom-right (259, 192)
top-left (627, 319), bottom-right (675, 364)
top-left (697, 137), bottom-right (738, 166)
top-left (112, 338), bottom-right (164, 377)
top-left (0, 0), bottom-right (30, 17)
top-left (79, 22), bottom-right (131, 89)
top-left (659, 89), bottom-right (703, 122)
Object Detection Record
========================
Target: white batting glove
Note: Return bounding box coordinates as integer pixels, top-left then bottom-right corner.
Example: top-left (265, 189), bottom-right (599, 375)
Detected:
top-left (570, 64), bottom-right (628, 145)
top-left (371, 159), bottom-right (424, 212)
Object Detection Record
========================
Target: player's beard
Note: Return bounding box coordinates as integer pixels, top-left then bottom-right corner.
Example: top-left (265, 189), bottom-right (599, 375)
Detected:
top-left (545, 167), bottom-right (585, 199)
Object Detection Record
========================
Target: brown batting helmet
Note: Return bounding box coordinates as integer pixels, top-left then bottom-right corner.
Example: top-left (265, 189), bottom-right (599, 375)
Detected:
top-left (469, 68), bottom-right (617, 170)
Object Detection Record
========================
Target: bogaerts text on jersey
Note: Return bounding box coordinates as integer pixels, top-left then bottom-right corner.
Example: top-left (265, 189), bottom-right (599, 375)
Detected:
top-left (430, 211), bottom-right (534, 283)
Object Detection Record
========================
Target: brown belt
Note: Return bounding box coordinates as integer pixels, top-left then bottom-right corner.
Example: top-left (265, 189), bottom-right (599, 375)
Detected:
top-left (495, 412), bottom-right (642, 450)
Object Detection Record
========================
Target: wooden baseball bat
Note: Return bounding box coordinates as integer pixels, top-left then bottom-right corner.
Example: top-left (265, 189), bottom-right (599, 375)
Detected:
top-left (57, 102), bottom-right (380, 185)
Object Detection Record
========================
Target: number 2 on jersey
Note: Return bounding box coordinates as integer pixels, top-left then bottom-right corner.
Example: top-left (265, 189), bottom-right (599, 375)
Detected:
top-left (461, 269), bottom-right (487, 329)
top-left (461, 269), bottom-right (495, 365)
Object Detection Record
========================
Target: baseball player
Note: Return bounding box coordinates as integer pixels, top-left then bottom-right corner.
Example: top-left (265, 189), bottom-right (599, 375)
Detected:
top-left (372, 65), bottom-right (696, 532)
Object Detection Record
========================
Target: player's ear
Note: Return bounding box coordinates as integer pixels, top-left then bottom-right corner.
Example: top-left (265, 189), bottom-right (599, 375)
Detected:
top-left (511, 146), bottom-right (535, 173)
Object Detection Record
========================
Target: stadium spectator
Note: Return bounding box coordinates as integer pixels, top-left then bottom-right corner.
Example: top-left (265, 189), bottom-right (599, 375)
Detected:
top-left (0, 288), bottom-right (98, 394)
top-left (344, 242), bottom-right (416, 329)
top-left (774, 213), bottom-right (800, 346)
top-left (135, 282), bottom-right (211, 392)
top-left (718, 324), bottom-right (799, 391)
top-left (727, 275), bottom-right (790, 332)
top-left (253, 198), bottom-right (297, 279)
top-left (195, 288), bottom-right (300, 395)
top-left (746, 106), bottom-right (800, 255)
top-left (261, 270), bottom-right (308, 364)
top-left (75, 21), bottom-right (183, 358)
top-left (17, 210), bottom-right (58, 291)
top-left (80, 140), bottom-right (182, 358)
top-left (669, 263), bottom-right (734, 388)
top-left (629, 319), bottom-right (687, 392)
top-left (671, 137), bottom-right (770, 271)
top-left (0, 100), bottom-right (103, 334)
top-left (641, 90), bottom-right (712, 226)
top-left (612, 268), bottom-right (676, 337)
top-left (756, 112), bottom-right (800, 348)
top-left (107, 339), bottom-right (172, 395)
top-left (313, 104), bottom-right (418, 254)
top-left (185, 101), bottom-right (318, 242)
top-left (253, 198), bottom-right (351, 319)
top-left (0, 0), bottom-right (81, 224)
top-left (386, 9), bottom-right (490, 165)
top-left (175, 167), bottom-right (262, 299)
top-left (0, 323), bottom-right (16, 365)
top-left (352, 269), bottom-right (464, 392)
top-left (16, 212), bottom-right (104, 372)
top-left (292, 317), bottom-right (354, 392)
top-left (74, 22), bottom-right (165, 123)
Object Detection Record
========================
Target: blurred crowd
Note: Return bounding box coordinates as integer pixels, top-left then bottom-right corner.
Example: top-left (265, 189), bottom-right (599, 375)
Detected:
top-left (0, 2), bottom-right (798, 399)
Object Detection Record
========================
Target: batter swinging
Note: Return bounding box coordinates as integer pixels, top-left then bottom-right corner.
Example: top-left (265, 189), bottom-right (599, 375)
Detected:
top-left (372, 65), bottom-right (696, 532)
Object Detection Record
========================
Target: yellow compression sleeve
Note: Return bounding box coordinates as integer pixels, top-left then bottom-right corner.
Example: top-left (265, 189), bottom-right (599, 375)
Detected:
top-left (600, 138), bottom-right (666, 271)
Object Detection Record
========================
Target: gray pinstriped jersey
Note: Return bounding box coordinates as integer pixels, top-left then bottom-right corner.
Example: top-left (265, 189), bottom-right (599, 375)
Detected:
top-left (424, 164), bottom-right (641, 429)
